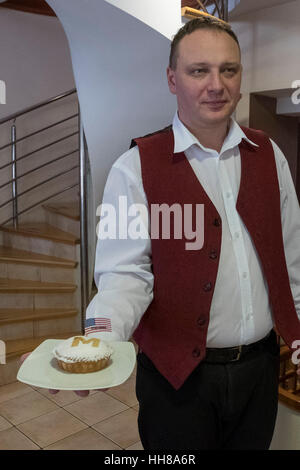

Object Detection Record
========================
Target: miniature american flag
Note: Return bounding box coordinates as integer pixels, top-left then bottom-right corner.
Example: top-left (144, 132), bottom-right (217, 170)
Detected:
top-left (85, 317), bottom-right (112, 334)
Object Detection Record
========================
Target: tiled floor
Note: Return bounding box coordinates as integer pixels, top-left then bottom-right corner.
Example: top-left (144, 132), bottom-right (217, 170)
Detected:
top-left (0, 364), bottom-right (143, 450)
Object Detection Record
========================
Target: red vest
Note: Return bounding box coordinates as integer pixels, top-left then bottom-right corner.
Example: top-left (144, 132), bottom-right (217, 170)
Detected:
top-left (132, 126), bottom-right (300, 390)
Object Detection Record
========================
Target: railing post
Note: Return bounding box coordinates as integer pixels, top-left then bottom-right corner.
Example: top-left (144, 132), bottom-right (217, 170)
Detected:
top-left (11, 121), bottom-right (18, 228)
top-left (223, 0), bottom-right (228, 22)
top-left (79, 108), bottom-right (89, 335)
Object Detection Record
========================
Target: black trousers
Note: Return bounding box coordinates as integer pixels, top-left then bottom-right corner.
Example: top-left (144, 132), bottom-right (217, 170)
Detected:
top-left (136, 330), bottom-right (280, 450)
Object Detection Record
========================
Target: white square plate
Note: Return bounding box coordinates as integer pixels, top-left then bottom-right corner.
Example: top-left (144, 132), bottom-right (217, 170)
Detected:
top-left (17, 339), bottom-right (136, 390)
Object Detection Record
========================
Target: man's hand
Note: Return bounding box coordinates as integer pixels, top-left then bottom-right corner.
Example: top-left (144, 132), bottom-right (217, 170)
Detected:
top-left (20, 353), bottom-right (108, 396)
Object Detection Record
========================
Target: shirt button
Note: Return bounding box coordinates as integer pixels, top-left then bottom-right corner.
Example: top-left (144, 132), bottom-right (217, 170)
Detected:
top-left (226, 192), bottom-right (231, 198)
top-left (213, 218), bottom-right (221, 227)
top-left (234, 232), bottom-right (240, 239)
top-left (243, 272), bottom-right (248, 279)
top-left (209, 250), bottom-right (218, 260)
top-left (197, 317), bottom-right (206, 327)
top-left (203, 282), bottom-right (212, 292)
top-left (192, 348), bottom-right (201, 358)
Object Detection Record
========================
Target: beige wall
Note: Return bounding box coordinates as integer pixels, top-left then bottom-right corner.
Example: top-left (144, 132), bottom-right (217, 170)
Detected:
top-left (232, 0), bottom-right (300, 125)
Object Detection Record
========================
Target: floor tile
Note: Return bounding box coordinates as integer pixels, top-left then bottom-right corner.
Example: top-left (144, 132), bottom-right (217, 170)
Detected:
top-left (17, 408), bottom-right (87, 448)
top-left (64, 391), bottom-right (128, 426)
top-left (0, 414), bottom-right (13, 431)
top-left (0, 427), bottom-right (39, 450)
top-left (0, 390), bottom-right (59, 425)
top-left (0, 381), bottom-right (32, 404)
top-left (105, 377), bottom-right (138, 407)
top-left (126, 441), bottom-right (144, 450)
top-left (36, 387), bottom-right (84, 406)
top-left (44, 427), bottom-right (122, 450)
top-left (93, 408), bottom-right (139, 449)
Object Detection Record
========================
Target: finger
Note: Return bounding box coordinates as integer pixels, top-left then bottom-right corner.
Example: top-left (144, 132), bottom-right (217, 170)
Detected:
top-left (49, 389), bottom-right (60, 394)
top-left (20, 352), bottom-right (31, 363)
top-left (75, 390), bottom-right (90, 397)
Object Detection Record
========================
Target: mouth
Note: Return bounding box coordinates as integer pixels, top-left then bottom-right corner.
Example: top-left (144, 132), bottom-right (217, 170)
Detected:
top-left (203, 100), bottom-right (228, 110)
top-left (204, 100), bottom-right (227, 104)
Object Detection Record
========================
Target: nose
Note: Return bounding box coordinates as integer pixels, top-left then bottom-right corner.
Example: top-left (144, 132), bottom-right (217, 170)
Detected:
top-left (207, 71), bottom-right (225, 94)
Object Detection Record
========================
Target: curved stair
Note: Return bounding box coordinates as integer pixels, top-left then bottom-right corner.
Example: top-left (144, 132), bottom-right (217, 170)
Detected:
top-left (0, 202), bottom-right (82, 385)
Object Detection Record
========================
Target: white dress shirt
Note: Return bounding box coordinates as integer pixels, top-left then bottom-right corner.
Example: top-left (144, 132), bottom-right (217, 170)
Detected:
top-left (86, 112), bottom-right (300, 347)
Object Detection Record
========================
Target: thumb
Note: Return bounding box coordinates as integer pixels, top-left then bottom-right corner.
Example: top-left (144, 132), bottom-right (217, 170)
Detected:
top-left (20, 352), bottom-right (31, 363)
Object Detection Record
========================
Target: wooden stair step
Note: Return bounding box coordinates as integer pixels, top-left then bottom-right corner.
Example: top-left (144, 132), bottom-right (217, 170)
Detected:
top-left (0, 278), bottom-right (76, 293)
top-left (0, 223), bottom-right (80, 245)
top-left (43, 202), bottom-right (80, 221)
top-left (0, 246), bottom-right (77, 268)
top-left (0, 308), bottom-right (78, 325)
top-left (279, 387), bottom-right (300, 412)
top-left (6, 331), bottom-right (82, 360)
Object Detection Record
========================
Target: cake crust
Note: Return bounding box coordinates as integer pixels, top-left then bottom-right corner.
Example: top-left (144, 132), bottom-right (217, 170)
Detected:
top-left (56, 357), bottom-right (110, 373)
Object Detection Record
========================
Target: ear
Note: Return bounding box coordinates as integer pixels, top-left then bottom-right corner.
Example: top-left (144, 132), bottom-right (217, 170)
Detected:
top-left (166, 66), bottom-right (177, 95)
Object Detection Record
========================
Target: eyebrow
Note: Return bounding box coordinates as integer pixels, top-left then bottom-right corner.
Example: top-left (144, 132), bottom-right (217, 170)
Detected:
top-left (189, 62), bottom-right (240, 67)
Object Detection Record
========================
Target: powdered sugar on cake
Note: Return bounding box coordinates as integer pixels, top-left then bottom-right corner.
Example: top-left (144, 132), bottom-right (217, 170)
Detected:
top-left (52, 336), bottom-right (113, 363)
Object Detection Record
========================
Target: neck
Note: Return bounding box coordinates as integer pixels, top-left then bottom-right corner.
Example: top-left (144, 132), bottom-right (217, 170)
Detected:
top-left (180, 116), bottom-right (231, 153)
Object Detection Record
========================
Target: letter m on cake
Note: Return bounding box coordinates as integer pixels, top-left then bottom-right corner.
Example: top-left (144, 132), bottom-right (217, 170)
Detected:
top-left (71, 336), bottom-right (100, 347)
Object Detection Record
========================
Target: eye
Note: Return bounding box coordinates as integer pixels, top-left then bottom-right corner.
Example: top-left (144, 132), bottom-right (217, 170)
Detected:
top-left (192, 68), bottom-right (208, 76)
top-left (222, 67), bottom-right (237, 76)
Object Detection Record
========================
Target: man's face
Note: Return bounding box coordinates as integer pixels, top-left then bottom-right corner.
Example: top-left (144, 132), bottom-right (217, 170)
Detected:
top-left (167, 29), bottom-right (242, 129)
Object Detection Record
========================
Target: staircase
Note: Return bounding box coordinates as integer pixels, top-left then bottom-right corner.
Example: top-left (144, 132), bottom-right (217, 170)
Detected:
top-left (0, 201), bottom-right (82, 386)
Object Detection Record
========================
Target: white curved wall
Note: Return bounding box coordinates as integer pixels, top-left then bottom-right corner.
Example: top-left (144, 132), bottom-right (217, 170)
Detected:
top-left (46, 0), bottom-right (180, 231)
top-left (105, 0), bottom-right (182, 40)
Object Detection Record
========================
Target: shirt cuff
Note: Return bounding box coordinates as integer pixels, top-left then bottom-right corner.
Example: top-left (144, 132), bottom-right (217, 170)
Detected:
top-left (84, 330), bottom-right (122, 342)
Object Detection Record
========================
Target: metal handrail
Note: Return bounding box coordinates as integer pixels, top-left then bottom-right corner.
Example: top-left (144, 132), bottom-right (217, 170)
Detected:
top-left (0, 131), bottom-right (78, 171)
top-left (0, 164), bottom-right (79, 209)
top-left (0, 87), bottom-right (88, 331)
top-left (0, 148), bottom-right (78, 190)
top-left (1, 183), bottom-right (79, 226)
top-left (0, 113), bottom-right (78, 152)
top-left (0, 88), bottom-right (76, 126)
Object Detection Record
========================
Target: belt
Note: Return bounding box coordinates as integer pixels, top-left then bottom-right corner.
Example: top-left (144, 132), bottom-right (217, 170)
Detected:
top-left (204, 331), bottom-right (273, 364)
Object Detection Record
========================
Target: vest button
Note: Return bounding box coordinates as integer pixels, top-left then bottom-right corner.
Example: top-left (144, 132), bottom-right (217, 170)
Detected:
top-left (197, 317), bottom-right (206, 327)
top-left (192, 348), bottom-right (201, 358)
top-left (213, 218), bottom-right (221, 227)
top-left (209, 250), bottom-right (218, 260)
top-left (203, 282), bottom-right (212, 292)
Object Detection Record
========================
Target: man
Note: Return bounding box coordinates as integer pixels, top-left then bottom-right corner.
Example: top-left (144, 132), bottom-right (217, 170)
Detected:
top-left (22, 17), bottom-right (300, 449)
top-left (84, 17), bottom-right (300, 449)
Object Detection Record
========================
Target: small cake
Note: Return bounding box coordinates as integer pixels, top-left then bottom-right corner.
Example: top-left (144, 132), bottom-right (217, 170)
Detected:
top-left (52, 335), bottom-right (113, 373)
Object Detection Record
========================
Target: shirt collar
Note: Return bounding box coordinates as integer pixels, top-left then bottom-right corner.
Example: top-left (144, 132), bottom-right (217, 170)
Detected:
top-left (172, 111), bottom-right (259, 155)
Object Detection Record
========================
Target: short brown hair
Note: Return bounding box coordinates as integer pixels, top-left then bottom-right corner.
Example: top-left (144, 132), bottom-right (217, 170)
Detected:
top-left (169, 17), bottom-right (240, 70)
